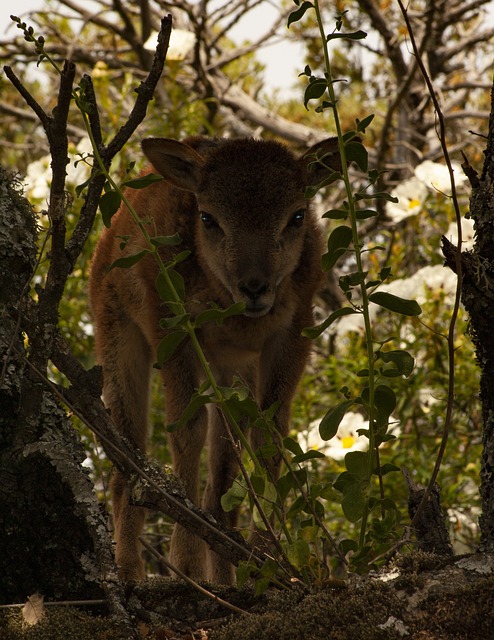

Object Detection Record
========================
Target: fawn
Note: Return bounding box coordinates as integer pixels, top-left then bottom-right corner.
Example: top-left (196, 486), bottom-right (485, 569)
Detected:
top-left (89, 135), bottom-right (341, 583)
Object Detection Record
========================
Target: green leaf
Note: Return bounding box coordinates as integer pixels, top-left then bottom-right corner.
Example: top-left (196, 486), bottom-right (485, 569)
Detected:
top-left (75, 175), bottom-right (92, 198)
top-left (292, 450), bottom-right (326, 464)
top-left (304, 77), bottom-right (327, 109)
top-left (167, 390), bottom-right (211, 431)
top-left (283, 436), bottom-right (304, 456)
top-left (108, 249), bottom-right (148, 270)
top-left (302, 306), bottom-right (358, 339)
top-left (150, 233), bottom-right (182, 247)
top-left (122, 173), bottom-right (163, 189)
top-left (171, 250), bottom-right (192, 265)
top-left (327, 29), bottom-right (367, 41)
top-left (322, 208), bottom-right (348, 220)
top-left (376, 463), bottom-right (400, 476)
top-left (355, 208), bottom-right (378, 220)
top-left (100, 190), bottom-right (122, 227)
top-left (345, 140), bottom-right (368, 172)
top-left (377, 349), bottom-right (415, 378)
top-left (355, 191), bottom-right (398, 203)
top-left (345, 451), bottom-right (369, 480)
top-left (341, 479), bottom-right (369, 522)
top-left (287, 539), bottom-right (310, 569)
top-left (339, 538), bottom-right (358, 554)
top-left (319, 399), bottom-right (354, 441)
top-left (156, 268), bottom-right (185, 303)
top-left (159, 313), bottom-right (190, 330)
top-left (155, 330), bottom-right (187, 367)
top-left (374, 384), bottom-right (397, 423)
top-left (277, 471), bottom-right (306, 502)
top-left (221, 479), bottom-right (248, 512)
top-left (236, 561), bottom-right (256, 588)
top-left (195, 302), bottom-right (245, 328)
top-left (368, 291), bottom-right (422, 316)
top-left (356, 114), bottom-right (374, 133)
top-left (322, 225), bottom-right (353, 271)
top-left (305, 171), bottom-right (342, 199)
top-left (287, 1), bottom-right (314, 28)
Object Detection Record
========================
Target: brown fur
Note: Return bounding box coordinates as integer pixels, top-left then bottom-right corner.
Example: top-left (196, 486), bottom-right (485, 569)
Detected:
top-left (89, 136), bottom-right (340, 583)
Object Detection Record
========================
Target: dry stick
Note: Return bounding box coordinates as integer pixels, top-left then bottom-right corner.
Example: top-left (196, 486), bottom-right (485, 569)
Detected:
top-left (138, 537), bottom-right (251, 617)
top-left (396, 0), bottom-right (464, 533)
top-left (0, 600), bottom-right (107, 609)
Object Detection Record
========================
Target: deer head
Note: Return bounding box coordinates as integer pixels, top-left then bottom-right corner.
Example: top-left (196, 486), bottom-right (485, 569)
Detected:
top-left (141, 136), bottom-right (341, 317)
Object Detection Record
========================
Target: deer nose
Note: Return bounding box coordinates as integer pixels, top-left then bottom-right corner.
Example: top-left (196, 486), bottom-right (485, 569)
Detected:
top-left (238, 278), bottom-right (268, 302)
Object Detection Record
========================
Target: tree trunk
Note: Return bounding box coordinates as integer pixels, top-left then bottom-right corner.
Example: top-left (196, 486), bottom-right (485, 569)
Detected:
top-left (442, 79), bottom-right (494, 550)
top-left (0, 169), bottom-right (123, 611)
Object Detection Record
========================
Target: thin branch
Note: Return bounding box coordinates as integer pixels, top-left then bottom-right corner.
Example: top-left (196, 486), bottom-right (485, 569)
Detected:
top-left (2, 66), bottom-right (50, 129)
top-left (139, 537), bottom-right (251, 617)
top-left (396, 0), bottom-right (464, 534)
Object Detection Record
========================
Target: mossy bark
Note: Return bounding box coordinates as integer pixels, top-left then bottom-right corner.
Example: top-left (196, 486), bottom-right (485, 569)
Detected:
top-left (0, 169), bottom-right (118, 607)
top-left (443, 81), bottom-right (494, 550)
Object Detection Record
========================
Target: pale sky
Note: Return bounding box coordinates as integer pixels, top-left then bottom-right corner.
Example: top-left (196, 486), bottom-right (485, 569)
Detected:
top-left (1, 0), bottom-right (303, 98)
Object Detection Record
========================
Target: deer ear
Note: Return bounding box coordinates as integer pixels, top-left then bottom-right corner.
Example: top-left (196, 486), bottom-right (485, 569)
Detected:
top-left (141, 138), bottom-right (205, 192)
top-left (300, 137), bottom-right (342, 186)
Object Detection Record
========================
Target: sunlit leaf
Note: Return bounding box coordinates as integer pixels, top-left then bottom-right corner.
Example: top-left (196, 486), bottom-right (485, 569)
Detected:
top-left (221, 479), bottom-right (248, 512)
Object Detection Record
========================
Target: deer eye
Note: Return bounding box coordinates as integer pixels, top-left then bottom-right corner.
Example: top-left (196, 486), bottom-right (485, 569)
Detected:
top-left (200, 211), bottom-right (218, 228)
top-left (288, 209), bottom-right (306, 227)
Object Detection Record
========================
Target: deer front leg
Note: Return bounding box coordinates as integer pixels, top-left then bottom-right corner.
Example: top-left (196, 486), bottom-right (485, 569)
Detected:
top-left (202, 406), bottom-right (241, 584)
top-left (248, 325), bottom-right (312, 552)
top-left (163, 346), bottom-right (208, 580)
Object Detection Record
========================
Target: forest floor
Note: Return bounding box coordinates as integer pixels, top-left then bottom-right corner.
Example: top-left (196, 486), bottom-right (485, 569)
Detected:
top-left (1, 551), bottom-right (494, 640)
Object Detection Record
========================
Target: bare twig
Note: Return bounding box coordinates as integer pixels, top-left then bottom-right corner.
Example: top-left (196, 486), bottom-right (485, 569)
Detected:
top-left (396, 0), bottom-right (464, 534)
top-left (139, 537), bottom-right (251, 616)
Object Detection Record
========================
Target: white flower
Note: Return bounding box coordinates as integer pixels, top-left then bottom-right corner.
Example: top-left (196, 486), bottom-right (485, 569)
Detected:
top-left (387, 177), bottom-right (428, 223)
top-left (332, 265), bottom-right (458, 338)
top-left (383, 265), bottom-right (457, 306)
top-left (414, 160), bottom-right (467, 194)
top-left (24, 156), bottom-right (51, 201)
top-left (300, 411), bottom-right (369, 461)
top-left (444, 218), bottom-right (475, 250)
top-left (144, 29), bottom-right (195, 61)
top-left (24, 138), bottom-right (93, 202)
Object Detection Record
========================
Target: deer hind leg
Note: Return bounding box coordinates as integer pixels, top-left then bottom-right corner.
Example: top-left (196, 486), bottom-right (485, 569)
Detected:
top-left (99, 314), bottom-right (152, 582)
top-left (162, 346), bottom-right (208, 580)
